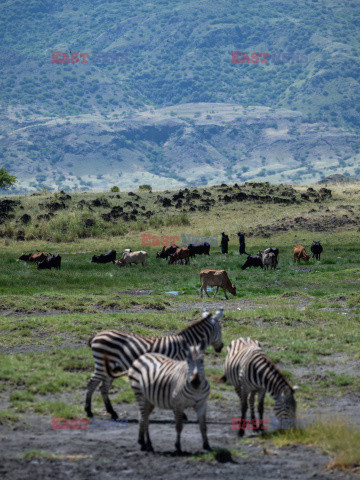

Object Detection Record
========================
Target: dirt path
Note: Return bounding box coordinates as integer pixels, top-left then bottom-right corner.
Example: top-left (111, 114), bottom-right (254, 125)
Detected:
top-left (1, 402), bottom-right (358, 480)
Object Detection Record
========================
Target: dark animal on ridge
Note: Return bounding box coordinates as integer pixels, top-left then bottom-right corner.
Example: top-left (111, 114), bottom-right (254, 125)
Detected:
top-left (311, 242), bottom-right (323, 260)
top-left (91, 250), bottom-right (116, 263)
top-left (37, 254), bottom-right (61, 270)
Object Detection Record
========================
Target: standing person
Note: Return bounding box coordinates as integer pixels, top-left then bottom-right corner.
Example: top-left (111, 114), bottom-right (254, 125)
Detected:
top-left (221, 232), bottom-right (229, 254)
top-left (237, 232), bottom-right (248, 255)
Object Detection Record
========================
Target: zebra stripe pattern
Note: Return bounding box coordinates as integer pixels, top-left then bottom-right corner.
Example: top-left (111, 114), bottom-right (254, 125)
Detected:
top-left (105, 344), bottom-right (211, 452)
top-left (224, 337), bottom-right (297, 436)
top-left (85, 308), bottom-right (223, 419)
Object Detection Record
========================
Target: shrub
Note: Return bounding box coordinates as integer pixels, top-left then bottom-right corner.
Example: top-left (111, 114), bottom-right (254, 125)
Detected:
top-left (110, 186), bottom-right (120, 192)
top-left (139, 184), bottom-right (152, 192)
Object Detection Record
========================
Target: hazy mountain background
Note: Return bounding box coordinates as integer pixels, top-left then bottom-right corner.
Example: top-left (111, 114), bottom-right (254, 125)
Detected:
top-left (1, 0), bottom-right (360, 192)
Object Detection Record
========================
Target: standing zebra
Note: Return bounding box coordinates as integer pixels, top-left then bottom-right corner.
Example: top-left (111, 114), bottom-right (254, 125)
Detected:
top-left (105, 344), bottom-right (211, 453)
top-left (85, 309), bottom-right (223, 419)
top-left (223, 337), bottom-right (297, 436)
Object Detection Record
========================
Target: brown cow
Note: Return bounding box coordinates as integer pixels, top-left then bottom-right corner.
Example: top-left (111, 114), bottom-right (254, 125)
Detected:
top-left (168, 247), bottom-right (190, 265)
top-left (19, 252), bottom-right (49, 262)
top-left (200, 269), bottom-right (236, 300)
top-left (293, 245), bottom-right (310, 263)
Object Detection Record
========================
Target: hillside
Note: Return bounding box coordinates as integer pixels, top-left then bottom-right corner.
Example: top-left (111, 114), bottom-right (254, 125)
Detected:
top-left (1, 0), bottom-right (360, 191)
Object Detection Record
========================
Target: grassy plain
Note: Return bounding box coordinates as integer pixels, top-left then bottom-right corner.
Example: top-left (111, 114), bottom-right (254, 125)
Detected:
top-left (0, 182), bottom-right (359, 469)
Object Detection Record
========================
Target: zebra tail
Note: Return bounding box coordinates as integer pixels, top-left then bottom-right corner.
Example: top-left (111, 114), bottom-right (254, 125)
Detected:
top-left (103, 354), bottom-right (127, 378)
top-left (217, 374), bottom-right (227, 384)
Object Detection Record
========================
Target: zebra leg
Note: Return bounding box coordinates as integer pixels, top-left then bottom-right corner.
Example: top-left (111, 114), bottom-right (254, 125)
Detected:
top-left (195, 404), bottom-right (211, 451)
top-left (138, 399), bottom-right (154, 452)
top-left (85, 374), bottom-right (103, 418)
top-left (100, 377), bottom-right (118, 420)
top-left (174, 409), bottom-right (184, 453)
top-left (257, 390), bottom-right (266, 431)
top-left (249, 391), bottom-right (259, 431)
top-left (235, 386), bottom-right (248, 437)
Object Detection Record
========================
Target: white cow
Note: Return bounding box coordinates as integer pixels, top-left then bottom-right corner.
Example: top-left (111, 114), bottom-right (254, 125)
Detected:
top-left (114, 251), bottom-right (147, 267)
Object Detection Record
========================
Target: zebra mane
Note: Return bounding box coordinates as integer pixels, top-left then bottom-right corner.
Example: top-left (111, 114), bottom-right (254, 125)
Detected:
top-left (177, 312), bottom-right (213, 334)
top-left (262, 352), bottom-right (295, 392)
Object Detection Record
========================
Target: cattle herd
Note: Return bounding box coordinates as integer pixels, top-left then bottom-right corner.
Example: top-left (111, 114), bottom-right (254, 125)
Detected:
top-left (17, 241), bottom-right (323, 290)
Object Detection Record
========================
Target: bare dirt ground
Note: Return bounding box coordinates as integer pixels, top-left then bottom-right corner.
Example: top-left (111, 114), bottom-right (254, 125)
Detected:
top-left (1, 402), bottom-right (359, 480)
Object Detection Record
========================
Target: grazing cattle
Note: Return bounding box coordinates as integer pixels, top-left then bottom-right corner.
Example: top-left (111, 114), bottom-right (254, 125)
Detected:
top-left (293, 245), bottom-right (310, 263)
top-left (37, 254), bottom-right (61, 270)
top-left (19, 252), bottom-right (49, 262)
top-left (200, 269), bottom-right (236, 300)
top-left (168, 247), bottom-right (190, 265)
top-left (241, 255), bottom-right (263, 270)
top-left (156, 244), bottom-right (178, 259)
top-left (260, 252), bottom-right (276, 271)
top-left (188, 242), bottom-right (210, 258)
top-left (113, 251), bottom-right (147, 267)
top-left (263, 247), bottom-right (279, 266)
top-left (311, 241), bottom-right (323, 260)
top-left (91, 250), bottom-right (116, 264)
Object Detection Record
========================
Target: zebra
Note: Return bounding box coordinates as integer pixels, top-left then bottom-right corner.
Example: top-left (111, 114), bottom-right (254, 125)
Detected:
top-left (104, 343), bottom-right (211, 453)
top-left (85, 308), bottom-right (223, 419)
top-left (223, 337), bottom-right (298, 436)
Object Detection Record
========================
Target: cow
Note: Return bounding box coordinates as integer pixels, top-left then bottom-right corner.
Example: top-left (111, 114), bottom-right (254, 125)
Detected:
top-left (37, 254), bottom-right (61, 270)
top-left (241, 254), bottom-right (263, 270)
top-left (156, 244), bottom-right (178, 259)
top-left (200, 269), bottom-right (236, 300)
top-left (188, 242), bottom-right (210, 258)
top-left (293, 245), bottom-right (310, 263)
top-left (19, 252), bottom-right (49, 262)
top-left (261, 252), bottom-right (276, 271)
top-left (311, 242), bottom-right (323, 261)
top-left (168, 247), bottom-right (190, 265)
top-left (91, 250), bottom-right (116, 264)
top-left (113, 251), bottom-right (147, 267)
top-left (263, 247), bottom-right (279, 267)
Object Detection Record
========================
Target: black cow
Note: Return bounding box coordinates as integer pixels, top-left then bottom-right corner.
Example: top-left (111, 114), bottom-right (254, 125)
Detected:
top-left (188, 242), bottom-right (210, 258)
top-left (263, 247), bottom-right (279, 266)
top-left (37, 254), bottom-right (61, 270)
top-left (91, 250), bottom-right (116, 263)
top-left (156, 244), bottom-right (178, 259)
top-left (311, 242), bottom-right (323, 260)
top-left (241, 254), bottom-right (263, 270)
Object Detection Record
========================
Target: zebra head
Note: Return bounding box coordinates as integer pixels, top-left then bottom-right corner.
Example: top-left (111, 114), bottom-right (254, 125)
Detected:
top-left (208, 308), bottom-right (224, 353)
top-left (273, 387), bottom-right (297, 420)
top-left (186, 344), bottom-right (206, 389)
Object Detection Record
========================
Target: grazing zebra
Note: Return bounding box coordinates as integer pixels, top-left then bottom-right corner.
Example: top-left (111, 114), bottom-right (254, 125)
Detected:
top-left (223, 337), bottom-right (297, 436)
top-left (85, 309), bottom-right (223, 419)
top-left (105, 343), bottom-right (211, 453)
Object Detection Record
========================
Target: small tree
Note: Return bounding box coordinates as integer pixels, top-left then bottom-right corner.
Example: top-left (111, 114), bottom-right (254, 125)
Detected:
top-left (110, 186), bottom-right (120, 192)
top-left (0, 168), bottom-right (17, 190)
top-left (139, 184), bottom-right (152, 192)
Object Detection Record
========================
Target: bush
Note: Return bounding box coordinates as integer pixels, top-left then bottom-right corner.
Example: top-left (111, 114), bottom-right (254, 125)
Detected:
top-left (139, 184), bottom-right (152, 192)
top-left (110, 186), bottom-right (120, 192)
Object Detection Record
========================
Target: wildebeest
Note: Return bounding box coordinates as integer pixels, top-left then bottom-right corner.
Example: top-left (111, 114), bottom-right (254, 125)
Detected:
top-left (293, 245), bottom-right (310, 263)
top-left (156, 244), bottom-right (178, 259)
top-left (241, 254), bottom-right (263, 270)
top-left (37, 254), bottom-right (61, 270)
top-left (200, 269), bottom-right (236, 300)
top-left (311, 241), bottom-right (323, 260)
top-left (260, 252), bottom-right (276, 271)
top-left (263, 247), bottom-right (279, 266)
top-left (19, 252), bottom-right (49, 262)
top-left (91, 250), bottom-right (116, 264)
top-left (188, 242), bottom-right (210, 258)
top-left (168, 247), bottom-right (190, 265)
top-left (113, 251), bottom-right (147, 267)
